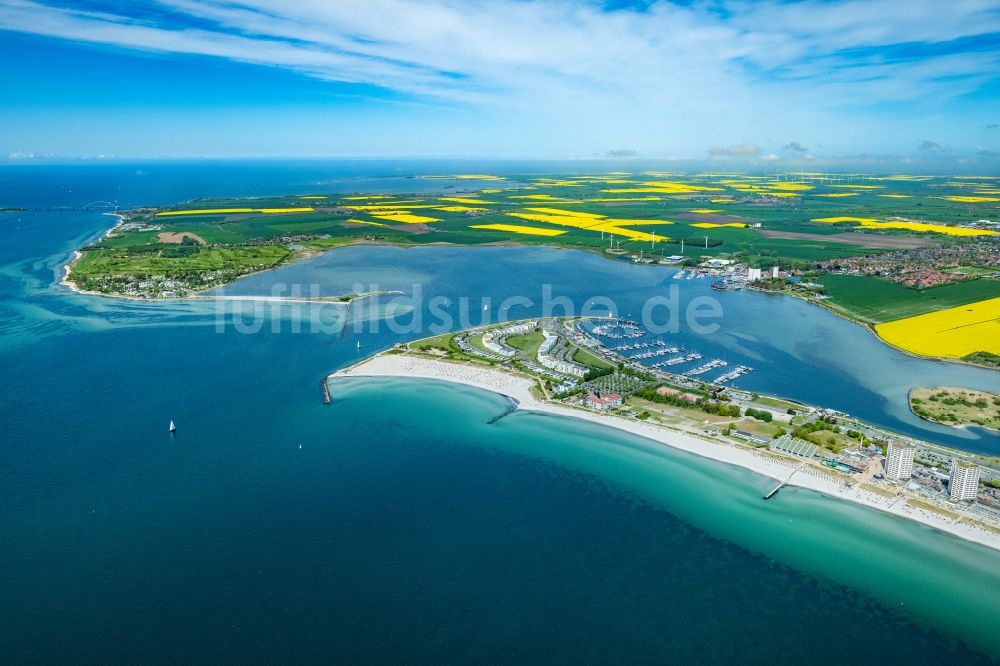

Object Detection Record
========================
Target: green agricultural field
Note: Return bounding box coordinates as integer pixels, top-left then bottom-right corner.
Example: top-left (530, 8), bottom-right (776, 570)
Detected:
top-left (70, 171), bottom-right (1000, 297)
top-left (817, 274), bottom-right (1000, 324)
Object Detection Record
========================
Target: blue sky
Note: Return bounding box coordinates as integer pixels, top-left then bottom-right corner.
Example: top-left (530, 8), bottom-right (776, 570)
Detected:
top-left (1, 0), bottom-right (999, 166)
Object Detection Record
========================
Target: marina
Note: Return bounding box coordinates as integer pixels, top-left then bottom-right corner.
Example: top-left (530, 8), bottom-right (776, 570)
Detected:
top-left (576, 319), bottom-right (753, 390)
top-left (684, 359), bottom-right (729, 377)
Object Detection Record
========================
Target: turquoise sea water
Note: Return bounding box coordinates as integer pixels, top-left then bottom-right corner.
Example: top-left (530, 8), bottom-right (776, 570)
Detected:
top-left (1, 163), bottom-right (998, 662)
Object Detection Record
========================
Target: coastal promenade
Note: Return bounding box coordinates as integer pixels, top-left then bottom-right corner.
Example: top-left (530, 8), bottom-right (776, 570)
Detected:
top-left (332, 353), bottom-right (1000, 553)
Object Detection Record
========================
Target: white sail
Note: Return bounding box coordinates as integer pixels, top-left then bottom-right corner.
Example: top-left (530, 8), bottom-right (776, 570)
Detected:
top-left (169, 420), bottom-right (176, 432)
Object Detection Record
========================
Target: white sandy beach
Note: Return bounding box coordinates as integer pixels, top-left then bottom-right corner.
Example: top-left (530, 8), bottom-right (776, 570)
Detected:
top-left (333, 353), bottom-right (1000, 553)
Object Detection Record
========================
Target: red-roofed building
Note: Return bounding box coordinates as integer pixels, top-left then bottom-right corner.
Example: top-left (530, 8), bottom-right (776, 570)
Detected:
top-left (587, 393), bottom-right (623, 411)
top-left (655, 386), bottom-right (700, 403)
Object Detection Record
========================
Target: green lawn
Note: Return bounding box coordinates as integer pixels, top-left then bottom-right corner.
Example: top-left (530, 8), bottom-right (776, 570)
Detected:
top-left (506, 329), bottom-right (544, 355)
top-left (573, 347), bottom-right (616, 371)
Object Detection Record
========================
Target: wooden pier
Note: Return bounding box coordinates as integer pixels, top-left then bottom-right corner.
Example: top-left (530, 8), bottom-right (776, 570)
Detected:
top-left (763, 466), bottom-right (801, 500)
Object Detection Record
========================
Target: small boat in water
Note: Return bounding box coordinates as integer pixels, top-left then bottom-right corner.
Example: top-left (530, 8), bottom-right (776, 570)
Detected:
top-left (356, 340), bottom-right (361, 350)
top-left (169, 420), bottom-right (176, 433)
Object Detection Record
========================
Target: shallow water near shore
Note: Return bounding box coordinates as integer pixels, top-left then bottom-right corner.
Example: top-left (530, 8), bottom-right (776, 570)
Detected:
top-left (1, 162), bottom-right (999, 662)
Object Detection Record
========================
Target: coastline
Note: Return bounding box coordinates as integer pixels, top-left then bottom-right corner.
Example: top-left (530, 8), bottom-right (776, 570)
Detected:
top-left (60, 211), bottom-right (125, 297)
top-left (59, 214), bottom-right (397, 305)
top-left (60, 208), bottom-right (996, 372)
top-left (330, 352), bottom-right (1000, 553)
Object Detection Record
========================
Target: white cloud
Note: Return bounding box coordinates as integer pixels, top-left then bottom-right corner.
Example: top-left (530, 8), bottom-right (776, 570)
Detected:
top-left (708, 143), bottom-right (763, 157)
top-left (1, 0), bottom-right (998, 157)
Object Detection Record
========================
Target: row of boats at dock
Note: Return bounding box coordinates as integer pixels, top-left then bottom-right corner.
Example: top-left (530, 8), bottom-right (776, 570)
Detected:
top-left (631, 346), bottom-right (682, 360)
top-left (682, 358), bottom-right (728, 377)
top-left (582, 318), bottom-right (754, 386)
top-left (591, 321), bottom-right (645, 339)
top-left (654, 352), bottom-right (702, 367)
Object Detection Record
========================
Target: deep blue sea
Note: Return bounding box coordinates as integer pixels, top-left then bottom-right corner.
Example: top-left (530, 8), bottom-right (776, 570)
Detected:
top-left (1, 161), bottom-right (998, 663)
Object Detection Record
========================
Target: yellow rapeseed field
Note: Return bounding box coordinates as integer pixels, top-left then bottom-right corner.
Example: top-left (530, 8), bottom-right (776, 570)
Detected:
top-left (864, 221), bottom-right (995, 236)
top-left (689, 209), bottom-right (722, 214)
top-left (371, 213), bottom-right (442, 224)
top-left (602, 181), bottom-right (724, 194)
top-left (469, 224), bottom-right (566, 236)
top-left (524, 207), bottom-right (604, 218)
top-left (812, 217), bottom-right (996, 236)
top-left (157, 207), bottom-right (314, 216)
top-left (815, 192), bottom-right (859, 197)
top-left (506, 213), bottom-right (602, 229)
top-left (587, 224), bottom-right (667, 242)
top-left (345, 204), bottom-right (442, 210)
top-left (765, 182), bottom-right (813, 191)
top-left (690, 222), bottom-right (747, 228)
top-left (439, 197), bottom-right (500, 205)
top-left (875, 297), bottom-right (1000, 358)
top-left (601, 218), bottom-right (673, 226)
top-left (941, 196), bottom-right (1000, 203)
top-left (530, 179), bottom-right (584, 187)
top-left (585, 196), bottom-right (663, 202)
top-left (157, 208), bottom-right (255, 216)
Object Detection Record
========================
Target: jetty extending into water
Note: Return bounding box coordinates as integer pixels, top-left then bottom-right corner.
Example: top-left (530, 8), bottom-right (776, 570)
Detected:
top-left (763, 466), bottom-right (801, 500)
top-left (487, 398), bottom-right (520, 424)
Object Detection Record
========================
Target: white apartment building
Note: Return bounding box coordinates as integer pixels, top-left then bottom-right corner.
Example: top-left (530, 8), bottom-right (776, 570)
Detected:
top-left (949, 460), bottom-right (981, 502)
top-left (884, 442), bottom-right (915, 481)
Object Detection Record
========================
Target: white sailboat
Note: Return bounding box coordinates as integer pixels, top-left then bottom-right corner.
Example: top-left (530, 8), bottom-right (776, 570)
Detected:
top-left (169, 420), bottom-right (176, 433)
top-left (356, 340), bottom-right (361, 350)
